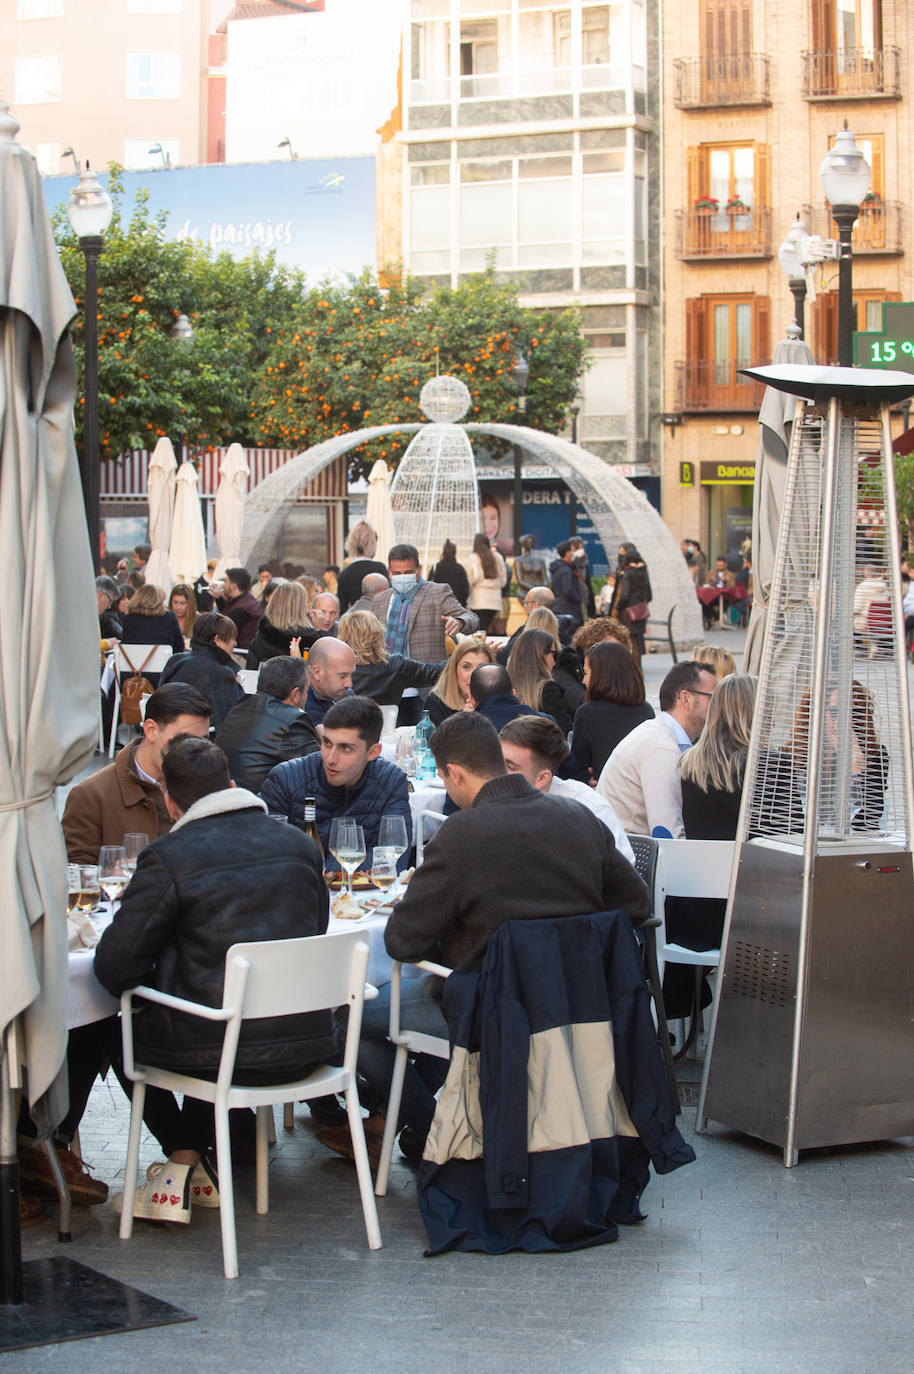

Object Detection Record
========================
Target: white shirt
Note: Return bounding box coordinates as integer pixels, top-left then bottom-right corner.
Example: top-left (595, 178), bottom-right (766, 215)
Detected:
top-left (547, 776), bottom-right (635, 864)
top-left (596, 714), bottom-right (685, 838)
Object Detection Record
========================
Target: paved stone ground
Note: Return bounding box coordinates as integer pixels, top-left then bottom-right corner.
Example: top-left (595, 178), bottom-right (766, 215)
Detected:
top-left (16, 623), bottom-right (914, 1370)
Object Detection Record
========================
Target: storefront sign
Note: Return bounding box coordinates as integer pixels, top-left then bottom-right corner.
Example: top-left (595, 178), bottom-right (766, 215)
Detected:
top-left (700, 461), bottom-right (756, 485)
top-left (679, 461), bottom-right (696, 486)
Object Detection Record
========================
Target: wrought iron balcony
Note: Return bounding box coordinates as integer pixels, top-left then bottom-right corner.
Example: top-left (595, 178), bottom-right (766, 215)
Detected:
top-left (673, 55), bottom-right (771, 108)
top-left (808, 200), bottom-right (903, 255)
top-left (675, 360), bottom-right (768, 414)
top-left (801, 47), bottom-right (901, 100)
top-left (676, 205), bottom-right (771, 259)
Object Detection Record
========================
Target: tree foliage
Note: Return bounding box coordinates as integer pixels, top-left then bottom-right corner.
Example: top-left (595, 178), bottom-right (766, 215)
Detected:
top-left (54, 173), bottom-right (589, 471)
top-left (249, 265), bottom-right (588, 478)
top-left (894, 449), bottom-right (914, 548)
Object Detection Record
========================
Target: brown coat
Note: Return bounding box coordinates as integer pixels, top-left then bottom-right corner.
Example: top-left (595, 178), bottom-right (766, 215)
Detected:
top-left (62, 741), bottom-right (172, 863)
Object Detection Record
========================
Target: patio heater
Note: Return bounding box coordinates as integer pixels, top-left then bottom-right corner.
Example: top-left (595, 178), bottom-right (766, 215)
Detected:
top-left (697, 363), bottom-right (914, 1166)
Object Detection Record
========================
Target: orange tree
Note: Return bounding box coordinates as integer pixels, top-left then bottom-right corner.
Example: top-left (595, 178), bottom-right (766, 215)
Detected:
top-left (53, 168), bottom-right (307, 459)
top-left (249, 265), bottom-right (588, 478)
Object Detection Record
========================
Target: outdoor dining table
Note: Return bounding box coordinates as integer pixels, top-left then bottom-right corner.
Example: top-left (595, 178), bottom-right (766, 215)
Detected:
top-left (67, 905), bottom-right (398, 1034)
top-left (696, 583), bottom-right (744, 625)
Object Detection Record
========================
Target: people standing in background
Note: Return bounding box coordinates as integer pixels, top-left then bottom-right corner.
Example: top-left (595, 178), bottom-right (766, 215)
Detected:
top-left (463, 532), bottom-right (508, 634)
top-left (336, 521), bottom-right (388, 614)
top-left (609, 547), bottom-right (652, 667)
top-left (430, 539), bottom-right (470, 608)
top-left (549, 540), bottom-right (587, 625)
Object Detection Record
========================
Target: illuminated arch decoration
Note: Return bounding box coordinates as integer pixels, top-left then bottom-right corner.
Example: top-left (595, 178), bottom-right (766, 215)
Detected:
top-left (241, 422), bottom-right (702, 647)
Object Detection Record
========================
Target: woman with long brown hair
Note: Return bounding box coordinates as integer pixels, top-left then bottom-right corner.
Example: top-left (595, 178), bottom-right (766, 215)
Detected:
top-left (425, 639), bottom-right (495, 726)
top-left (463, 531), bottom-right (507, 634)
top-left (570, 640), bottom-right (654, 779)
top-left (507, 627), bottom-right (573, 735)
top-left (168, 582), bottom-right (198, 646)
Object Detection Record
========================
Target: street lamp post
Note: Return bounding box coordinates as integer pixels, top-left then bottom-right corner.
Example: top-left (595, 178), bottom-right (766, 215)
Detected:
top-left (511, 352), bottom-right (529, 556)
top-left (777, 215), bottom-right (811, 340)
top-left (568, 395), bottom-right (582, 535)
top-left (67, 166), bottom-right (113, 567)
top-left (819, 123), bottom-right (871, 366)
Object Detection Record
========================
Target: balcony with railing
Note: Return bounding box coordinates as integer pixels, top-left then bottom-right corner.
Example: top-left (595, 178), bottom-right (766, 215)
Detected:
top-left (673, 55), bottom-right (771, 108)
top-left (801, 47), bottom-right (901, 100)
top-left (676, 204), bottom-right (771, 259)
top-left (808, 199), bottom-right (903, 255)
top-left (676, 359), bottom-right (768, 413)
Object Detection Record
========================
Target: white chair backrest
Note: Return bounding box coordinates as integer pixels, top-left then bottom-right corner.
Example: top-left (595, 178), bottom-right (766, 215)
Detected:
top-left (114, 643), bottom-right (173, 676)
top-left (657, 838), bottom-right (735, 901)
top-left (379, 703), bottom-right (399, 735)
top-left (416, 809), bottom-right (448, 865)
top-left (239, 670), bottom-right (259, 694)
top-left (224, 931), bottom-right (369, 1023)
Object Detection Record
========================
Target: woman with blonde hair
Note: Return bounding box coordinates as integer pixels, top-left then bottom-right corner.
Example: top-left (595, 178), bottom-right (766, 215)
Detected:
top-left (692, 643), bottom-right (736, 680)
top-left (525, 605), bottom-right (560, 649)
top-left (463, 531), bottom-right (508, 634)
top-left (246, 580), bottom-right (315, 668)
top-left (120, 582), bottom-right (185, 658)
top-left (665, 673), bottom-right (757, 1017)
top-left (337, 609), bottom-right (444, 707)
top-left (425, 638), bottom-right (495, 726)
top-left (507, 627), bottom-right (573, 735)
top-left (337, 521), bottom-right (387, 613)
top-left (168, 582), bottom-right (198, 646)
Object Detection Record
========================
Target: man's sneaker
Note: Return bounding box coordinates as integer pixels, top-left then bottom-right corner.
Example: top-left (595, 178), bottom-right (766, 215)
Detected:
top-left (113, 1161), bottom-right (192, 1224)
top-left (146, 1153), bottom-right (219, 1208)
top-left (397, 1126), bottom-right (428, 1165)
top-left (19, 1144), bottom-right (109, 1206)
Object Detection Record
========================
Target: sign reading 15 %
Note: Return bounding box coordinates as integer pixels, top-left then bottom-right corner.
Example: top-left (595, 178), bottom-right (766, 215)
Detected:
top-left (853, 302), bottom-right (914, 376)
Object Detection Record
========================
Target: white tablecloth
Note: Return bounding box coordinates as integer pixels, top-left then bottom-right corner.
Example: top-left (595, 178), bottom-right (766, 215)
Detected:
top-left (68, 911), bottom-right (396, 1030)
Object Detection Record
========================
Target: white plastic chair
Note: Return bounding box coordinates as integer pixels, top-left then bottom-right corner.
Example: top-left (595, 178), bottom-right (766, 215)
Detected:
top-left (379, 703), bottom-right (399, 735)
top-left (238, 670), bottom-right (259, 694)
top-left (118, 931), bottom-right (382, 1278)
top-left (415, 809), bottom-right (448, 865)
top-left (108, 644), bottom-right (174, 756)
top-left (655, 838), bottom-right (736, 1055)
top-left (374, 957), bottom-right (452, 1197)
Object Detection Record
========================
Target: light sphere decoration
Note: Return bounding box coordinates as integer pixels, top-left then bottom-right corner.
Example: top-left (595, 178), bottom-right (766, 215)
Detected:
top-left (419, 374), bottom-right (471, 424)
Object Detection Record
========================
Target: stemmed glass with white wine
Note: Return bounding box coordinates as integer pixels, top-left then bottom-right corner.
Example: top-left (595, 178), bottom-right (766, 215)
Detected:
top-left (375, 814), bottom-right (409, 898)
top-left (98, 845), bottom-right (130, 908)
top-left (329, 818), bottom-right (366, 900)
top-left (123, 832), bottom-right (149, 876)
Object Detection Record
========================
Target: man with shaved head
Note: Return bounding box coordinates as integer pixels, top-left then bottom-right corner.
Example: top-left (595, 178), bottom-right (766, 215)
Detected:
top-left (349, 572), bottom-right (390, 616)
top-left (496, 584), bottom-right (555, 665)
top-left (305, 636), bottom-right (355, 726)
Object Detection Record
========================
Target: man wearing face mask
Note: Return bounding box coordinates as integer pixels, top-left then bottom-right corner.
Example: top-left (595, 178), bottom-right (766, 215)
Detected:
top-left (369, 543), bottom-right (478, 663)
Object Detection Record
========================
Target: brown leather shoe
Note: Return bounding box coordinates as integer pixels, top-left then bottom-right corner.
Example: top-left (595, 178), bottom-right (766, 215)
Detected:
top-left (19, 1144), bottom-right (109, 1206)
top-left (315, 1114), bottom-right (386, 1170)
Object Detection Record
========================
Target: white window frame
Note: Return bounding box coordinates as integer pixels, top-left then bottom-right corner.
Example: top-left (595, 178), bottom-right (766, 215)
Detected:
top-left (14, 54), bottom-right (62, 104)
top-left (17, 0), bottom-right (63, 18)
top-left (125, 51), bottom-right (181, 101)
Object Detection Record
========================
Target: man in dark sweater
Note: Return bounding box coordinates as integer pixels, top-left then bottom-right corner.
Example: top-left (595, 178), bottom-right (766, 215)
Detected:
top-left (316, 711), bottom-right (649, 1167)
top-left (219, 567), bottom-right (263, 651)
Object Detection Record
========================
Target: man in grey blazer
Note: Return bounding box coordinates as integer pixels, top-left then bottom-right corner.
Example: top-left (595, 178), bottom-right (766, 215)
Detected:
top-left (369, 543), bottom-right (478, 663)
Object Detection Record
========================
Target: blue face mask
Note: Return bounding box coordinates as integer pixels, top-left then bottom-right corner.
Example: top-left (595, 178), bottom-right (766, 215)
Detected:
top-left (390, 574), bottom-right (417, 596)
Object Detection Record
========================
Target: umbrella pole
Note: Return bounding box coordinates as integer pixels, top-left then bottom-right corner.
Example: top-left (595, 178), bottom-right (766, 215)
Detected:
top-left (0, 1036), bottom-right (22, 1306)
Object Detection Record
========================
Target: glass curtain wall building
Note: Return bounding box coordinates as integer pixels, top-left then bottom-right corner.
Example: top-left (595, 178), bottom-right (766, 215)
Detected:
top-left (402, 0), bottom-right (660, 475)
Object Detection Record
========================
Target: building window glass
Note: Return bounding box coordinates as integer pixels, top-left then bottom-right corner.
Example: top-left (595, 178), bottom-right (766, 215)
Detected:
top-left (128, 0), bottom-right (181, 11)
top-left (582, 149), bottom-right (625, 264)
top-left (582, 351), bottom-right (628, 441)
top-left (411, 18), bottom-right (450, 103)
top-left (126, 52), bottom-right (180, 100)
top-left (18, 0), bottom-right (63, 16)
top-left (14, 54), bottom-right (62, 104)
top-left (683, 294), bottom-right (770, 410)
top-left (25, 141), bottom-right (60, 173)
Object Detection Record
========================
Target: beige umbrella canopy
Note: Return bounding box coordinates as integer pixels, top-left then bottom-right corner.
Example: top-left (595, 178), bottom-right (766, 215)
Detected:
top-left (0, 110), bottom-right (99, 1153)
top-left (212, 442), bottom-right (249, 581)
top-left (144, 436), bottom-right (176, 594)
top-left (366, 458), bottom-right (395, 566)
top-left (169, 459), bottom-right (208, 584)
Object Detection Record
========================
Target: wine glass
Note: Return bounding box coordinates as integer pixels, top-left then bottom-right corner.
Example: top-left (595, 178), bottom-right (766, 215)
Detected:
top-left (98, 845), bottom-right (129, 907)
top-left (123, 832), bottom-right (149, 876)
top-left (67, 864), bottom-right (81, 916)
top-left (329, 818), bottom-right (366, 899)
top-left (77, 865), bottom-right (100, 913)
top-left (369, 847), bottom-right (398, 893)
top-left (395, 732), bottom-right (415, 779)
top-left (378, 814), bottom-right (409, 896)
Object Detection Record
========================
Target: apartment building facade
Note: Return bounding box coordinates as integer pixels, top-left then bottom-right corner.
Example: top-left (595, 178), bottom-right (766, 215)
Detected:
top-left (662, 0), bottom-right (914, 562)
top-left (401, 0), bottom-right (661, 491)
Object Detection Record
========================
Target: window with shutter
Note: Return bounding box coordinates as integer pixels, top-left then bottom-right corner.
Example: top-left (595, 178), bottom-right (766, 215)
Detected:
top-left (682, 294), bottom-right (769, 411)
top-left (701, 0), bottom-right (752, 102)
top-left (808, 0), bottom-right (885, 96)
top-left (812, 288), bottom-right (900, 365)
top-left (684, 143), bottom-right (770, 256)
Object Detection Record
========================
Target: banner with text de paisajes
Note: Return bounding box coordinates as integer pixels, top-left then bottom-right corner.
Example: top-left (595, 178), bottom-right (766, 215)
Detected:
top-left (41, 157), bottom-right (377, 278)
top-left (700, 460), bottom-right (755, 485)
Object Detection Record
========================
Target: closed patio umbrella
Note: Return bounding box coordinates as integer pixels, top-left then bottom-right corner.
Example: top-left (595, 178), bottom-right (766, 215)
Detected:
top-left (144, 435), bottom-right (176, 594)
top-left (212, 442), bottom-right (249, 581)
top-left (366, 458), bottom-right (395, 566)
top-left (0, 108), bottom-right (99, 1291)
top-left (169, 458), bottom-right (207, 584)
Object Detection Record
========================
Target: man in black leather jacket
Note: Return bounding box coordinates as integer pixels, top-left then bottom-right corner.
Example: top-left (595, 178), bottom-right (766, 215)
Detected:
top-left (95, 736), bottom-right (334, 1224)
top-left (215, 656), bottom-right (320, 792)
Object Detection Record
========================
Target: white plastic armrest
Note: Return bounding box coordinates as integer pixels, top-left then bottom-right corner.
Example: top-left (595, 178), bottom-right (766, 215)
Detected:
top-left (364, 981), bottom-right (379, 1001)
top-left (415, 959), bottom-right (452, 979)
top-left (120, 985), bottom-right (234, 1022)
